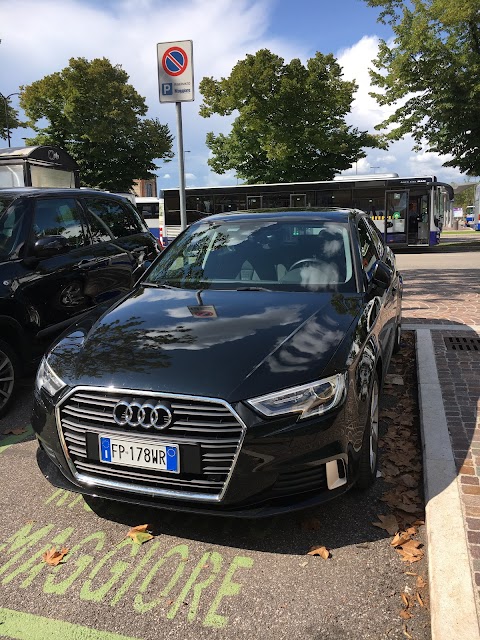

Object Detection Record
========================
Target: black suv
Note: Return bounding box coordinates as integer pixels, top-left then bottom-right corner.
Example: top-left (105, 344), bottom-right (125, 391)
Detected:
top-left (0, 187), bottom-right (160, 415)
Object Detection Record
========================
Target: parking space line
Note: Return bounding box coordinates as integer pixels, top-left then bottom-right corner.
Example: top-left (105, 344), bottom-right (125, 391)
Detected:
top-left (0, 426), bottom-right (34, 455)
top-left (0, 607), bottom-right (142, 640)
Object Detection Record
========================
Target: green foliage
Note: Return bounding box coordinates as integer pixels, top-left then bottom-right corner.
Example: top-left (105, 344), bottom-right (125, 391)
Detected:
top-left (454, 183), bottom-right (476, 208)
top-left (366, 0), bottom-right (480, 175)
top-left (199, 49), bottom-right (384, 184)
top-left (0, 96), bottom-right (24, 142)
top-left (20, 58), bottom-right (173, 191)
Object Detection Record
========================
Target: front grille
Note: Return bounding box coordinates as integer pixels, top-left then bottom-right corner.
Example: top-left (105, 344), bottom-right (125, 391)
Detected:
top-left (57, 388), bottom-right (245, 501)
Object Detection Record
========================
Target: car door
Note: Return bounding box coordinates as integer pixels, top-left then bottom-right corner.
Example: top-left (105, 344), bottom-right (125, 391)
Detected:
top-left (82, 196), bottom-right (160, 280)
top-left (364, 216), bottom-right (401, 357)
top-left (357, 217), bottom-right (395, 365)
top-left (17, 196), bottom-right (129, 336)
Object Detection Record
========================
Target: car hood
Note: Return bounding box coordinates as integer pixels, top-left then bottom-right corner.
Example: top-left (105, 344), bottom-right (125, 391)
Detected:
top-left (50, 286), bottom-right (362, 402)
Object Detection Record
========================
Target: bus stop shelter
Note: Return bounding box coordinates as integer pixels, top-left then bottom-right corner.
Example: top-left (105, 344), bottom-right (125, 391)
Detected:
top-left (0, 146), bottom-right (80, 189)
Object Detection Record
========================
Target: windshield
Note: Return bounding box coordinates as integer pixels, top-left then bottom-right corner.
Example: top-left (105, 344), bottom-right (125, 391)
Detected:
top-left (0, 197), bottom-right (26, 259)
top-left (145, 218), bottom-right (355, 292)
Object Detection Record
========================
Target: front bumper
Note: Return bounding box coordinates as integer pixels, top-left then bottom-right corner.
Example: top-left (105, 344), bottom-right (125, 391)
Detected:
top-left (32, 383), bottom-right (361, 517)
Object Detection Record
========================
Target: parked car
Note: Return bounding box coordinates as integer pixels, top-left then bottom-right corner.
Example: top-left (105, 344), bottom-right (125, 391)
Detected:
top-left (0, 187), bottom-right (161, 416)
top-left (32, 209), bottom-right (402, 516)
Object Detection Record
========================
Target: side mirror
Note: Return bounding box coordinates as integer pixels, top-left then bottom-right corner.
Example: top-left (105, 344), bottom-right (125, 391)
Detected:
top-left (369, 260), bottom-right (392, 293)
top-left (33, 235), bottom-right (70, 258)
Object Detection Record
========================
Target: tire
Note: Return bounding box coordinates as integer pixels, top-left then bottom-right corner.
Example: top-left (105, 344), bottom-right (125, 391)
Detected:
top-left (357, 372), bottom-right (379, 489)
top-left (392, 317), bottom-right (401, 354)
top-left (0, 340), bottom-right (19, 418)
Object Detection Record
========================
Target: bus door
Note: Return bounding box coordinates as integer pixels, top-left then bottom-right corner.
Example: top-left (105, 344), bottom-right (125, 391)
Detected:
top-left (407, 195), bottom-right (429, 245)
top-left (385, 190), bottom-right (407, 245)
top-left (247, 196), bottom-right (262, 209)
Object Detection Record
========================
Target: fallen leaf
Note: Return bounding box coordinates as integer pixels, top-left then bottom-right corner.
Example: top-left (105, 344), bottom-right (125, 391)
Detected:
top-left (401, 593), bottom-right (409, 607)
top-left (4, 427), bottom-right (27, 435)
top-left (391, 532), bottom-right (412, 547)
top-left (307, 545), bottom-right (330, 559)
top-left (399, 474), bottom-right (417, 489)
top-left (372, 514), bottom-right (399, 535)
top-left (42, 547), bottom-right (69, 566)
top-left (385, 375), bottom-right (404, 386)
top-left (405, 571), bottom-right (417, 577)
top-left (126, 524), bottom-right (154, 545)
top-left (416, 576), bottom-right (427, 589)
top-left (416, 592), bottom-right (424, 607)
top-left (403, 624), bottom-right (414, 639)
top-left (400, 610), bottom-right (412, 620)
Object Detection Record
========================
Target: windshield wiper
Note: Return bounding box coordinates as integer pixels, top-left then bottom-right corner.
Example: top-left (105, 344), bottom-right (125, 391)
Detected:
top-left (141, 282), bottom-right (180, 289)
top-left (236, 286), bottom-right (272, 292)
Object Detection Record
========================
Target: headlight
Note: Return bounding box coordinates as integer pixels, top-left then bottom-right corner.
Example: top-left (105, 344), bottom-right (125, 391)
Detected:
top-left (35, 357), bottom-right (66, 396)
top-left (247, 373), bottom-right (347, 420)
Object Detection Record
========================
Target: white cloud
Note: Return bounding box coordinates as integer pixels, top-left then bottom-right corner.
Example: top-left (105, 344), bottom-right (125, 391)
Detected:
top-left (0, 0), bottom-right (469, 186)
top-left (336, 35), bottom-right (467, 183)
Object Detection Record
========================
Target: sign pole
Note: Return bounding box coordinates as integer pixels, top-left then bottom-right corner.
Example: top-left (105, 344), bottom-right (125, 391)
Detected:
top-left (157, 40), bottom-right (194, 236)
top-left (176, 102), bottom-right (187, 231)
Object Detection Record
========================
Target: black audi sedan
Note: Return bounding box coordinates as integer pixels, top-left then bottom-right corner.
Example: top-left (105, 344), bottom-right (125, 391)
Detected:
top-left (32, 209), bottom-right (402, 516)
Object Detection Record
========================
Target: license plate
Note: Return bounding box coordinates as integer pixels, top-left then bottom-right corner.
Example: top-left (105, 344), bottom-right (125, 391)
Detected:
top-left (99, 435), bottom-right (179, 473)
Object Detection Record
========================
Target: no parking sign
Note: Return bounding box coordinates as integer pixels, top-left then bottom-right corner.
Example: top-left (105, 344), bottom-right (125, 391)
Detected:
top-left (157, 40), bottom-right (194, 103)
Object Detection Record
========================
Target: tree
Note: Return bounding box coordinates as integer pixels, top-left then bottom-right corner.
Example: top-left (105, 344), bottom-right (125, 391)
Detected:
top-left (453, 183), bottom-right (476, 209)
top-left (0, 95), bottom-right (24, 143)
top-left (20, 58), bottom-right (173, 191)
top-left (366, 0), bottom-right (480, 175)
top-left (199, 49), bottom-right (383, 184)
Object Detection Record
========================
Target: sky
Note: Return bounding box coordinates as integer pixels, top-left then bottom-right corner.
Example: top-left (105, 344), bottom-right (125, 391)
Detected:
top-left (0, 0), bottom-right (471, 190)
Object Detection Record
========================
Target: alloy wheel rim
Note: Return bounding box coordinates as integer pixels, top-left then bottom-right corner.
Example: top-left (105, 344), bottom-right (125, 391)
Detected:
top-left (0, 349), bottom-right (15, 410)
top-left (369, 380), bottom-right (379, 472)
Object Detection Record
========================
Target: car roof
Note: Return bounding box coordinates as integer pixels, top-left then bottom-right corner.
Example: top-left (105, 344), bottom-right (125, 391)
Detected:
top-left (0, 187), bottom-right (126, 200)
top-left (200, 208), bottom-right (361, 224)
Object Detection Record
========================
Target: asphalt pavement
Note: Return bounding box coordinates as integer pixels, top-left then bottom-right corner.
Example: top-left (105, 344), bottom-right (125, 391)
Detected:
top-left (1, 244), bottom-right (478, 640)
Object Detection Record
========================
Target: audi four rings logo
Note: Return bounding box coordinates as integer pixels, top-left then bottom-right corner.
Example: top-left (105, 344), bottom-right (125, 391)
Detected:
top-left (113, 399), bottom-right (173, 430)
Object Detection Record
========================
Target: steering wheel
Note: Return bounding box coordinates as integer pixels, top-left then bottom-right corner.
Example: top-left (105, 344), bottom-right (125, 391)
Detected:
top-left (287, 258), bottom-right (324, 272)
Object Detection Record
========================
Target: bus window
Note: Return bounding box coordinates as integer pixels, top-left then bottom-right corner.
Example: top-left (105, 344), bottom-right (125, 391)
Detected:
top-left (135, 197), bottom-right (162, 241)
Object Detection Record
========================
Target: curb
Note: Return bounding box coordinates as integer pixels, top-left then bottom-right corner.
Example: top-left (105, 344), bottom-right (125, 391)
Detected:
top-left (415, 328), bottom-right (480, 640)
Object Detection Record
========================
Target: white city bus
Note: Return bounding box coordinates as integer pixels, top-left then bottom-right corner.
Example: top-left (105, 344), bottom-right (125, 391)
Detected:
top-left (163, 174), bottom-right (454, 247)
top-left (135, 197), bottom-right (164, 244)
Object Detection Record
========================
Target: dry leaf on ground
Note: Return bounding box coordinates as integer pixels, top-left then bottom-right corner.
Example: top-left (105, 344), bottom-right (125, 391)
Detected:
top-left (391, 532), bottom-right (412, 548)
top-left (307, 545), bottom-right (330, 559)
top-left (126, 524), bottom-right (154, 545)
top-left (403, 624), bottom-right (414, 639)
top-left (416, 575), bottom-right (427, 589)
top-left (4, 427), bottom-right (27, 435)
top-left (372, 514), bottom-right (399, 535)
top-left (42, 547), bottom-right (69, 566)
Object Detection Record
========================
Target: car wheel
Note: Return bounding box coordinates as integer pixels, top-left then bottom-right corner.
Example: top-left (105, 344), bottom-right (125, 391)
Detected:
top-left (392, 317), bottom-right (401, 354)
top-left (0, 340), bottom-right (19, 418)
top-left (357, 372), bottom-right (379, 489)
